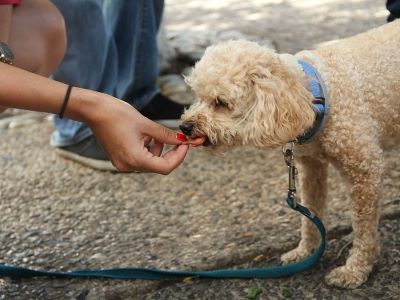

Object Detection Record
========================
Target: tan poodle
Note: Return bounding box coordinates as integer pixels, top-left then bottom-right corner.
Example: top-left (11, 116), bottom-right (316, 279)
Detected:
top-left (180, 20), bottom-right (400, 288)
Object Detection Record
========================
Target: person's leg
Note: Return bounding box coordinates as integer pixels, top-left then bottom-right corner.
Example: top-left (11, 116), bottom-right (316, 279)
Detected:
top-left (49, 0), bottom-right (166, 171)
top-left (51, 0), bottom-right (184, 170)
top-left (102, 0), bottom-right (161, 107)
top-left (51, 0), bottom-right (166, 148)
top-left (9, 0), bottom-right (66, 77)
top-left (104, 0), bottom-right (186, 128)
top-left (386, 0), bottom-right (400, 21)
top-left (50, 0), bottom-right (118, 147)
top-left (0, 0), bottom-right (66, 112)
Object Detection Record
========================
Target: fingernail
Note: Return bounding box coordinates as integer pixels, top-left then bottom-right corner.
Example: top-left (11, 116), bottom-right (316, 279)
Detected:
top-left (176, 133), bottom-right (187, 141)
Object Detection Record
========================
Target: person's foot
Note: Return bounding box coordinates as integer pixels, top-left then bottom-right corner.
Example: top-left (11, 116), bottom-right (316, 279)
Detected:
top-left (55, 136), bottom-right (116, 171)
top-left (388, 13), bottom-right (397, 22)
top-left (140, 93), bottom-right (185, 128)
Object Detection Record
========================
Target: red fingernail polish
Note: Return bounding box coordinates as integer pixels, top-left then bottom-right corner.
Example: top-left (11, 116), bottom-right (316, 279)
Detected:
top-left (176, 133), bottom-right (187, 141)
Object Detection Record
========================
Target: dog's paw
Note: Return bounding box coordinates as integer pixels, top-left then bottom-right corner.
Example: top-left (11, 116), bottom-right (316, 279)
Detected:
top-left (325, 265), bottom-right (368, 289)
top-left (281, 246), bottom-right (312, 264)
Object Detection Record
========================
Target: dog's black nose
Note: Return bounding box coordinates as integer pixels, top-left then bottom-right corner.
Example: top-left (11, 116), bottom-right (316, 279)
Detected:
top-left (179, 122), bottom-right (194, 136)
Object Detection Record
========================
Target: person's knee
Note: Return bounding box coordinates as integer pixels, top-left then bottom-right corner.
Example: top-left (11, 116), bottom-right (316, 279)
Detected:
top-left (10, 0), bottom-right (67, 76)
top-left (40, 3), bottom-right (67, 75)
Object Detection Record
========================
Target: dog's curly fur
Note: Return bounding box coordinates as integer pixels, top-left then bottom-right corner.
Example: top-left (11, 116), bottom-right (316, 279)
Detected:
top-left (181, 20), bottom-right (400, 288)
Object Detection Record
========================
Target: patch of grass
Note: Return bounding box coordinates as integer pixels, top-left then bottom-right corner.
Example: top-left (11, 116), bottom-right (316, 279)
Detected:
top-left (246, 287), bottom-right (262, 299)
top-left (281, 287), bottom-right (292, 298)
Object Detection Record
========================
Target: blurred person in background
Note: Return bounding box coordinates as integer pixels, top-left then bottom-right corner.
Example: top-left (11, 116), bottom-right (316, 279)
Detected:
top-left (50, 0), bottom-right (186, 171)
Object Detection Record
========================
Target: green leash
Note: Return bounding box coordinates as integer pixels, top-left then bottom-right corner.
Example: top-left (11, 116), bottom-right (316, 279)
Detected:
top-left (0, 144), bottom-right (326, 280)
top-left (0, 196), bottom-right (325, 280)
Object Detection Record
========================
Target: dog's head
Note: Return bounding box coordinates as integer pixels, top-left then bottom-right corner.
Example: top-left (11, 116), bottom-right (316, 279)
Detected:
top-left (181, 40), bottom-right (315, 150)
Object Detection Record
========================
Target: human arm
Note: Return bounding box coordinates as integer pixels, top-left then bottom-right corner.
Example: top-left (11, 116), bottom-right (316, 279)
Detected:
top-left (0, 62), bottom-right (189, 174)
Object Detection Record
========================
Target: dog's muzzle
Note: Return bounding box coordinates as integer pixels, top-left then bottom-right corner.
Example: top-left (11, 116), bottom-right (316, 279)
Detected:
top-left (179, 122), bottom-right (194, 136)
top-left (179, 122), bottom-right (210, 147)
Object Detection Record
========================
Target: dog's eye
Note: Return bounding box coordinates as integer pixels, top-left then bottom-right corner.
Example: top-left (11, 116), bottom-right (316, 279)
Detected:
top-left (215, 97), bottom-right (228, 108)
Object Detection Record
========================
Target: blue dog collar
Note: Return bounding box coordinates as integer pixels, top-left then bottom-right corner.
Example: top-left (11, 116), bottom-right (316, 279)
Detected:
top-left (296, 60), bottom-right (330, 145)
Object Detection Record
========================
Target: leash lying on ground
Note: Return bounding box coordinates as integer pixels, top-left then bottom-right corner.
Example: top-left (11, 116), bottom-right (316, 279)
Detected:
top-left (0, 142), bottom-right (326, 280)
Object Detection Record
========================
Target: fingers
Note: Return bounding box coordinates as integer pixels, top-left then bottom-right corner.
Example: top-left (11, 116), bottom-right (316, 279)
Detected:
top-left (140, 144), bottom-right (189, 174)
top-left (149, 140), bottom-right (163, 157)
top-left (143, 136), bottom-right (152, 145)
top-left (140, 117), bottom-right (183, 145)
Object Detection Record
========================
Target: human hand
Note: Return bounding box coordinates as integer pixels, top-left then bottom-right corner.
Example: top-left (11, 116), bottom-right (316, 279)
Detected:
top-left (79, 91), bottom-right (189, 174)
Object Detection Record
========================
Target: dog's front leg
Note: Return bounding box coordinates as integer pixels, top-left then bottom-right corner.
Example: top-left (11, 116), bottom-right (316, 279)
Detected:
top-left (281, 156), bottom-right (328, 263)
top-left (324, 144), bottom-right (383, 289)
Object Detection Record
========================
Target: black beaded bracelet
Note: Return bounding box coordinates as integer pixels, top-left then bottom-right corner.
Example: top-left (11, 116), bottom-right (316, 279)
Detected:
top-left (59, 85), bottom-right (73, 119)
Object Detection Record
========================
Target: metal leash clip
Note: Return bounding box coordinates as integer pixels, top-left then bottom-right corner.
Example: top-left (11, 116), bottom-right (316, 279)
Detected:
top-left (282, 141), bottom-right (298, 208)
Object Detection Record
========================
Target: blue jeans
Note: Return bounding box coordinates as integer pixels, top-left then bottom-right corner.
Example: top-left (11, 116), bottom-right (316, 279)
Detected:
top-left (51, 0), bottom-right (163, 146)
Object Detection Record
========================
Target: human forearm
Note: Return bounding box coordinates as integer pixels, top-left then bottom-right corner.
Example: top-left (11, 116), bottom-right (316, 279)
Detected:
top-left (0, 62), bottom-right (112, 123)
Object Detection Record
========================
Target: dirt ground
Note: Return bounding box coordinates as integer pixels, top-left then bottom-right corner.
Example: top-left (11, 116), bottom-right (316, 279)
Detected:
top-left (164, 0), bottom-right (387, 54)
top-left (0, 1), bottom-right (399, 299)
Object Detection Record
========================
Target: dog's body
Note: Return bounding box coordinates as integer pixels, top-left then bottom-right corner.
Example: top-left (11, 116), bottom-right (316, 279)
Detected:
top-left (181, 20), bottom-right (400, 288)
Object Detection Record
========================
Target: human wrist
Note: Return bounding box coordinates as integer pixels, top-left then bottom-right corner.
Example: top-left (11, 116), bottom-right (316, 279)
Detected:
top-left (64, 87), bottom-right (127, 126)
top-left (63, 87), bottom-right (104, 123)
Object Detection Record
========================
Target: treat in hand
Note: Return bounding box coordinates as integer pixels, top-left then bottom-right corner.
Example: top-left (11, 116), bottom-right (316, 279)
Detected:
top-left (186, 136), bottom-right (207, 147)
top-left (176, 132), bottom-right (207, 147)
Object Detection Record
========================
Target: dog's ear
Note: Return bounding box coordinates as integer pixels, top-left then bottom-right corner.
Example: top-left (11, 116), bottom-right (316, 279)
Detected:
top-left (244, 65), bottom-right (315, 147)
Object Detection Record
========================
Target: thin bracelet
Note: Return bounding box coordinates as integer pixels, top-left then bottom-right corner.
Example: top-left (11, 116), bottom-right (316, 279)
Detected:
top-left (59, 85), bottom-right (73, 119)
